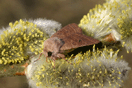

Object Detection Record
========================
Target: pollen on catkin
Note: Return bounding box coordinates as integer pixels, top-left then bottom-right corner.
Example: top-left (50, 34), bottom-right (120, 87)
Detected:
top-left (78, 0), bottom-right (132, 43)
top-left (0, 19), bottom-right (48, 65)
top-left (113, 14), bottom-right (132, 52)
top-left (28, 18), bottom-right (62, 37)
top-left (26, 45), bottom-right (131, 88)
top-left (78, 2), bottom-right (115, 40)
top-left (104, 0), bottom-right (132, 52)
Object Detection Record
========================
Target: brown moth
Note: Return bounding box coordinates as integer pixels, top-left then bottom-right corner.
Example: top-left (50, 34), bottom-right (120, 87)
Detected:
top-left (39, 23), bottom-right (100, 65)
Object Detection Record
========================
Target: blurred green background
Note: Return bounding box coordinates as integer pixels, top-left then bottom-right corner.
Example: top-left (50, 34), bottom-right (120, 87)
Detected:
top-left (0, 0), bottom-right (132, 88)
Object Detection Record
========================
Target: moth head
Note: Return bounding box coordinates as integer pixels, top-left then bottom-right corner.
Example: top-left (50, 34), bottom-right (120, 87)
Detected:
top-left (43, 37), bottom-right (64, 57)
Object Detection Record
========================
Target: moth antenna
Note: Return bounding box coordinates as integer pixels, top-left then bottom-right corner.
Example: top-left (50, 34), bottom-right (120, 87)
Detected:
top-left (34, 53), bottom-right (43, 62)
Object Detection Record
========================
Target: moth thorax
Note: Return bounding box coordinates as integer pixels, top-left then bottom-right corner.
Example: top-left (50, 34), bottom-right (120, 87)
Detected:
top-left (52, 37), bottom-right (64, 47)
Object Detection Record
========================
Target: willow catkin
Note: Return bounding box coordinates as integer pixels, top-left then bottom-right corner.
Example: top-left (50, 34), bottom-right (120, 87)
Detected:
top-left (26, 46), bottom-right (131, 88)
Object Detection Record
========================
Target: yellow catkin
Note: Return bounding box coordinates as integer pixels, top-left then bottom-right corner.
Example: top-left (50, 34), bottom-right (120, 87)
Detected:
top-left (0, 19), bottom-right (48, 65)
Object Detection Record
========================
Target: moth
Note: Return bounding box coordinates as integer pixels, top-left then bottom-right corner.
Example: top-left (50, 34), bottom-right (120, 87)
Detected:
top-left (38, 23), bottom-right (100, 65)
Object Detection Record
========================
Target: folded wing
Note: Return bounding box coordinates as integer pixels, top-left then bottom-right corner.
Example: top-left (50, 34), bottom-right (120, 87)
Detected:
top-left (50, 23), bottom-right (82, 39)
top-left (60, 33), bottom-right (100, 50)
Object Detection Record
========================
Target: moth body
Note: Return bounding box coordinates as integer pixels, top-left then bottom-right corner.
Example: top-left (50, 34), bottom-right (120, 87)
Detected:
top-left (43, 37), bottom-right (65, 60)
top-left (39, 23), bottom-right (100, 66)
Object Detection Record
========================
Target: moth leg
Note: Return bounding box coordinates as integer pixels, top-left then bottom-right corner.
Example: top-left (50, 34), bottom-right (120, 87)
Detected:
top-left (34, 53), bottom-right (42, 62)
top-left (42, 49), bottom-right (48, 57)
top-left (41, 50), bottom-right (49, 63)
top-left (56, 53), bottom-right (72, 64)
top-left (56, 53), bottom-right (65, 58)
top-left (34, 49), bottom-right (48, 62)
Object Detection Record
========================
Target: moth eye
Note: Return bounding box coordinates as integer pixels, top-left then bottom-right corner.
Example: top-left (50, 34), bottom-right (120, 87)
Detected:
top-left (48, 51), bottom-right (52, 57)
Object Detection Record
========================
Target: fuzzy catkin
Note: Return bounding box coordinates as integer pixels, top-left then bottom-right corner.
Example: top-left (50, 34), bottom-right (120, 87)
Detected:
top-left (78, 2), bottom-right (115, 40)
top-left (0, 18), bottom-right (61, 65)
top-left (26, 46), bottom-right (131, 88)
top-left (29, 18), bottom-right (62, 37)
top-left (79, 0), bottom-right (132, 53)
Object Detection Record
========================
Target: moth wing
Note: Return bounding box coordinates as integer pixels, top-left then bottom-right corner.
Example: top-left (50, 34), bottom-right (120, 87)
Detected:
top-left (50, 23), bottom-right (82, 39)
top-left (60, 33), bottom-right (100, 50)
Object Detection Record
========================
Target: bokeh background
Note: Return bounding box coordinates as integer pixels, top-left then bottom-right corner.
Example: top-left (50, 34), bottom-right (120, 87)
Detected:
top-left (0, 0), bottom-right (132, 88)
